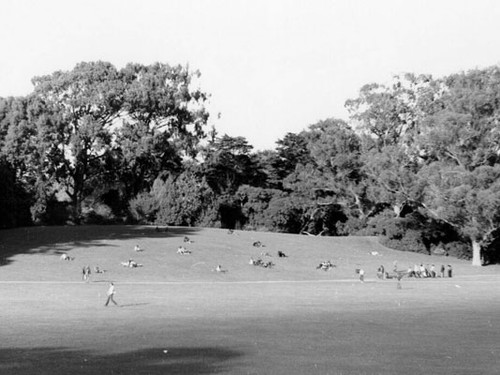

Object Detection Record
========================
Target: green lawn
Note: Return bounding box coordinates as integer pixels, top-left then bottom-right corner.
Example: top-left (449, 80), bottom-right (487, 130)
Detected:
top-left (1, 225), bottom-right (499, 374)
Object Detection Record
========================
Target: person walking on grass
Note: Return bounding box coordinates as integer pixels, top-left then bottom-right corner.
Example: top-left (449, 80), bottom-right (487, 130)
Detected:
top-left (105, 282), bottom-right (118, 307)
top-left (359, 268), bottom-right (365, 283)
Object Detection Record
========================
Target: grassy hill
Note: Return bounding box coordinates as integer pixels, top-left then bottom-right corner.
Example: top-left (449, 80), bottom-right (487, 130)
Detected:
top-left (1, 225), bottom-right (500, 374)
top-left (0, 225), bottom-right (497, 282)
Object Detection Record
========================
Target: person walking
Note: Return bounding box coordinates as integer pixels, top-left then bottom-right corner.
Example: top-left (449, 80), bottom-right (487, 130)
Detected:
top-left (105, 282), bottom-right (118, 307)
top-left (359, 268), bottom-right (365, 283)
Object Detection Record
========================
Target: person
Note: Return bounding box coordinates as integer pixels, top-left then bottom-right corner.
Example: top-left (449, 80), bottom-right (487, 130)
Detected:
top-left (359, 268), bottom-right (365, 283)
top-left (447, 265), bottom-right (453, 278)
top-left (440, 264), bottom-right (445, 278)
top-left (377, 265), bottom-right (385, 279)
top-left (134, 244), bottom-right (143, 252)
top-left (407, 265), bottom-right (415, 278)
top-left (105, 282), bottom-right (118, 307)
top-left (85, 265), bottom-right (91, 282)
top-left (396, 272), bottom-right (404, 289)
top-left (419, 264), bottom-right (427, 278)
top-left (60, 253), bottom-right (72, 261)
top-left (430, 264), bottom-right (436, 278)
top-left (414, 264), bottom-right (420, 278)
top-left (82, 266), bottom-right (87, 281)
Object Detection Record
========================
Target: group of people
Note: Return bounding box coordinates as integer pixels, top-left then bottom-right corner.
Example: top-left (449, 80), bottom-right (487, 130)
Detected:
top-left (82, 265), bottom-right (91, 282)
top-left (121, 258), bottom-right (142, 268)
top-left (177, 246), bottom-right (192, 255)
top-left (316, 260), bottom-right (335, 271)
top-left (375, 263), bottom-right (454, 280)
top-left (407, 263), bottom-right (453, 278)
top-left (249, 257), bottom-right (274, 268)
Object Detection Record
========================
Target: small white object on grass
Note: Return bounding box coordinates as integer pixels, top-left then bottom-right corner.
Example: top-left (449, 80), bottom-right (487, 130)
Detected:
top-left (455, 285), bottom-right (461, 288)
top-left (163, 350), bottom-right (168, 354)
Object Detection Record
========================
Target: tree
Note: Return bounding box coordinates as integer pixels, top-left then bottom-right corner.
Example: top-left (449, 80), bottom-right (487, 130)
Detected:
top-left (202, 135), bottom-right (265, 195)
top-left (270, 132), bottom-right (313, 187)
top-left (116, 63), bottom-right (209, 199)
top-left (28, 61), bottom-right (124, 222)
top-left (304, 119), bottom-right (370, 223)
top-left (416, 66), bottom-right (500, 265)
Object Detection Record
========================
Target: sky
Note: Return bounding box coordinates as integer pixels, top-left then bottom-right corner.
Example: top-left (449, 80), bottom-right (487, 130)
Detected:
top-left (1, 0), bottom-right (500, 150)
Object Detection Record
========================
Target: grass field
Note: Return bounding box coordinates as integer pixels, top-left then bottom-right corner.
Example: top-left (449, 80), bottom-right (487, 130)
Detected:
top-left (1, 225), bottom-right (499, 374)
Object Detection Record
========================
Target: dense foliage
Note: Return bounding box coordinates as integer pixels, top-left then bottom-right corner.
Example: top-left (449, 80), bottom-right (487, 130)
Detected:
top-left (1, 62), bottom-right (500, 265)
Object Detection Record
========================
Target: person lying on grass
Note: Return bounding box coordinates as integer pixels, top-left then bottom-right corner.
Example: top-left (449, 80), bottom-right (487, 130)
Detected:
top-left (316, 261), bottom-right (335, 271)
top-left (249, 258), bottom-right (274, 268)
top-left (121, 259), bottom-right (143, 268)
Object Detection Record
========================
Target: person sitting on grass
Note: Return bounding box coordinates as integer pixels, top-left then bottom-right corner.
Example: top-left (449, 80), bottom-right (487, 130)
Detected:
top-left (134, 244), bottom-right (143, 252)
top-left (60, 253), bottom-right (73, 261)
top-left (278, 251), bottom-right (287, 258)
top-left (214, 264), bottom-right (228, 273)
top-left (177, 246), bottom-right (191, 255)
top-left (317, 261), bottom-right (335, 271)
top-left (407, 266), bottom-right (415, 278)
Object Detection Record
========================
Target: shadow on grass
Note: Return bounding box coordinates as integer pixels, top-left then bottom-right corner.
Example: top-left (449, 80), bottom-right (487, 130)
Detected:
top-left (0, 346), bottom-right (243, 375)
top-left (0, 225), bottom-right (201, 267)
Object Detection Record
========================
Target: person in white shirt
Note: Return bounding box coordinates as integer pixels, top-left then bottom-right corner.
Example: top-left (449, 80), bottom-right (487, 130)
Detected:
top-left (105, 282), bottom-right (118, 307)
top-left (359, 268), bottom-right (365, 283)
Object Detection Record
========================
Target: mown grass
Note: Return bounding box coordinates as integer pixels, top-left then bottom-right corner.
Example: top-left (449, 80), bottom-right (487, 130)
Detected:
top-left (0, 225), bottom-right (499, 374)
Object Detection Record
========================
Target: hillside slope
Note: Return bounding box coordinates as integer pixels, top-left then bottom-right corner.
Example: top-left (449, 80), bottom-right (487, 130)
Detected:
top-left (0, 225), bottom-right (497, 282)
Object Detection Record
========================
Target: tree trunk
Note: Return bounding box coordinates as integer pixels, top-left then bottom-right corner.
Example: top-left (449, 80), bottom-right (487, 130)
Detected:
top-left (471, 240), bottom-right (483, 266)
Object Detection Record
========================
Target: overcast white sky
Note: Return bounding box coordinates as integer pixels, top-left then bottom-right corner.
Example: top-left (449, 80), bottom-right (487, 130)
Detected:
top-left (1, 0), bottom-right (500, 150)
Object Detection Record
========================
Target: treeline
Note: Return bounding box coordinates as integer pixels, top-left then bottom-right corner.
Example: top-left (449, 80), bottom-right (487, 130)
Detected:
top-left (1, 62), bottom-right (500, 266)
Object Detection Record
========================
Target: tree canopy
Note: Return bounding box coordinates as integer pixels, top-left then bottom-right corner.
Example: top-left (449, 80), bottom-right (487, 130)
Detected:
top-left (1, 62), bottom-right (500, 265)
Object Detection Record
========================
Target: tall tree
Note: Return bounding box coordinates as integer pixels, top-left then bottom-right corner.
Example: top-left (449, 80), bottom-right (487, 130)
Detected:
top-left (202, 135), bottom-right (264, 195)
top-left (417, 66), bottom-right (500, 265)
top-left (28, 61), bottom-right (124, 222)
top-left (117, 63), bottom-right (209, 199)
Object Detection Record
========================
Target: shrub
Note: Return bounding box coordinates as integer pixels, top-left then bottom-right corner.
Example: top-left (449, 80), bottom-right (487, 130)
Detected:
top-left (129, 191), bottom-right (157, 223)
top-left (443, 241), bottom-right (471, 260)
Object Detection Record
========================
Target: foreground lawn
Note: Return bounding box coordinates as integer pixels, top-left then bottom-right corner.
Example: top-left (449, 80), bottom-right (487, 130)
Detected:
top-left (0, 225), bottom-right (499, 374)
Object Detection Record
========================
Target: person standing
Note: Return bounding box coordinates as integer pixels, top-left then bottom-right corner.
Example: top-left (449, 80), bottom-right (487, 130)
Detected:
top-left (85, 265), bottom-right (91, 282)
top-left (105, 282), bottom-right (118, 307)
top-left (359, 268), bottom-right (365, 283)
top-left (447, 265), bottom-right (453, 278)
top-left (430, 264), bottom-right (436, 278)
